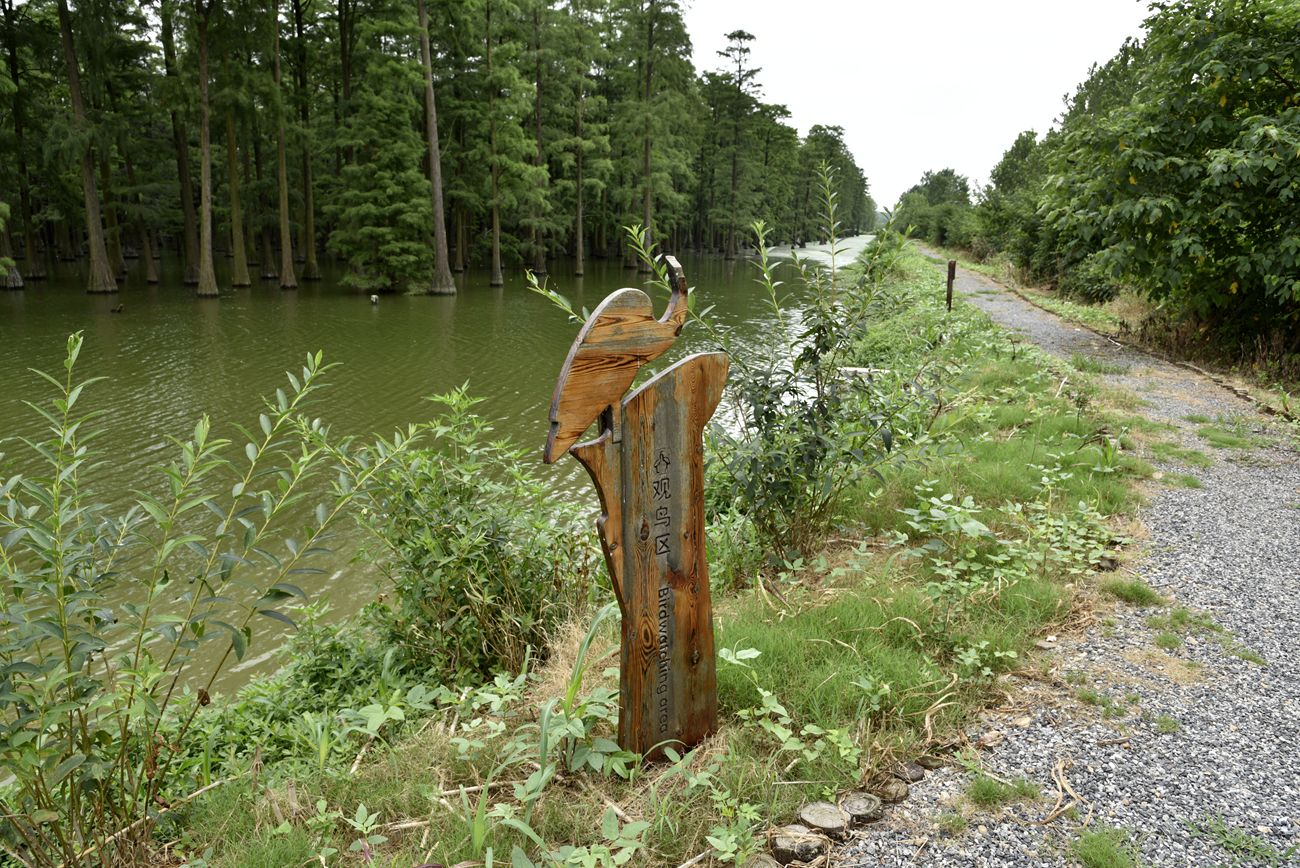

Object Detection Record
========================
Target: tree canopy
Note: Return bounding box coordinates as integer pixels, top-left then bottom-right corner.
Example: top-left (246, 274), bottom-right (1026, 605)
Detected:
top-left (0, 0), bottom-right (875, 295)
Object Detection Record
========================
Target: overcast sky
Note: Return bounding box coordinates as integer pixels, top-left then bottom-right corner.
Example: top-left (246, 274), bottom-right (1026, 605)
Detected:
top-left (682, 0), bottom-right (1151, 209)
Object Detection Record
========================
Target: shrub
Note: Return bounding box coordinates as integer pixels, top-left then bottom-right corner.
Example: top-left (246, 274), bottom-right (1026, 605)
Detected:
top-left (361, 387), bottom-right (598, 682)
top-left (1057, 253), bottom-right (1121, 304)
top-left (0, 336), bottom-right (418, 866)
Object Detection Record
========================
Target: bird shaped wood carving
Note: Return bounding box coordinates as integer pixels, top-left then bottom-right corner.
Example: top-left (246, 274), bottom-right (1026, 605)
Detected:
top-left (543, 255), bottom-right (728, 756)
top-left (542, 256), bottom-right (690, 465)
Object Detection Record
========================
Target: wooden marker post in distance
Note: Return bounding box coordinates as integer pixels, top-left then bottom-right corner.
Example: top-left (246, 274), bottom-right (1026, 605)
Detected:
top-left (947, 260), bottom-right (956, 311)
top-left (543, 256), bottom-right (727, 757)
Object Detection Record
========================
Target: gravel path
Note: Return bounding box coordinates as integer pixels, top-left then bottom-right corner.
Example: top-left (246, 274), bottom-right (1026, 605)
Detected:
top-left (833, 250), bottom-right (1300, 867)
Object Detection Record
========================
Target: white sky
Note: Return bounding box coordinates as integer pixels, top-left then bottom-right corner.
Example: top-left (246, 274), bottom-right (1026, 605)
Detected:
top-left (682, 0), bottom-right (1151, 208)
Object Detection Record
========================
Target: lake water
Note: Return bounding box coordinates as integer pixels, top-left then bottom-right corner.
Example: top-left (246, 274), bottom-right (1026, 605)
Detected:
top-left (0, 245), bottom-right (848, 688)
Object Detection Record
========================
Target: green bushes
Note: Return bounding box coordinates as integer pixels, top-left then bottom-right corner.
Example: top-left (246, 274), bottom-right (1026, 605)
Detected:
top-left (0, 336), bottom-right (420, 866)
top-left (1057, 254), bottom-right (1121, 303)
top-left (360, 387), bottom-right (598, 682)
top-left (700, 171), bottom-right (926, 560)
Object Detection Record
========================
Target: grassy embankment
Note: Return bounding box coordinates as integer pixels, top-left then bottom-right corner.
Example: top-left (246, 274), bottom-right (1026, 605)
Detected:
top-left (171, 248), bottom-right (1159, 867)
top-left (922, 243), bottom-right (1299, 420)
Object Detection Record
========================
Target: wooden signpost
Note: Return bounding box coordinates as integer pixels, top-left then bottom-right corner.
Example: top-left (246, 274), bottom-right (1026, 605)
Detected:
top-left (543, 256), bottom-right (728, 757)
top-left (947, 259), bottom-right (956, 311)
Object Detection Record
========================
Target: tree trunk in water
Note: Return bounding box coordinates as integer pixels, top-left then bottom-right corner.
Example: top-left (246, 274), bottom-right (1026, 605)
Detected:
top-left (252, 128), bottom-right (278, 279)
top-left (453, 207), bottom-right (465, 272)
top-left (638, 0), bottom-right (656, 272)
top-left (122, 151), bottom-right (158, 283)
top-left (574, 147), bottom-right (585, 277)
top-left (98, 154), bottom-right (126, 275)
top-left (418, 0), bottom-right (455, 294)
top-left (530, 5), bottom-right (546, 275)
top-left (195, 3), bottom-right (219, 297)
top-left (292, 0), bottom-right (319, 280)
top-left (1, 219), bottom-right (23, 288)
top-left (272, 3), bottom-right (297, 289)
top-left (486, 1), bottom-right (502, 287)
top-left (4, 0), bottom-right (44, 278)
top-left (161, 0), bottom-right (199, 284)
top-left (56, 0), bottom-right (115, 293)
top-left (337, 0), bottom-right (355, 165)
top-left (573, 48), bottom-right (585, 278)
top-left (225, 110), bottom-right (250, 286)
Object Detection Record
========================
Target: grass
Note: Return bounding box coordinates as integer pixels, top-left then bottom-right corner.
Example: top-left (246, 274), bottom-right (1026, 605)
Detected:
top-left (965, 774), bottom-right (1040, 808)
top-left (1196, 426), bottom-right (1255, 450)
top-left (1071, 353), bottom-right (1131, 376)
top-left (936, 812), bottom-right (968, 837)
top-left (1148, 441), bottom-right (1213, 468)
top-left (1186, 814), bottom-right (1300, 866)
top-left (1100, 577), bottom-right (1164, 607)
top-left (1071, 825), bottom-right (1140, 868)
top-left (1154, 714), bottom-right (1180, 734)
top-left (1146, 607), bottom-right (1267, 667)
top-left (1183, 413), bottom-right (1213, 424)
top-left (169, 248), bottom-right (1155, 867)
top-left (1163, 472), bottom-right (1203, 489)
top-left (1154, 631), bottom-right (1182, 650)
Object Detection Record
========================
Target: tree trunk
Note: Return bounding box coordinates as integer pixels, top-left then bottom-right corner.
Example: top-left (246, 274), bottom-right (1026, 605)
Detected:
top-left (273, 2), bottom-right (297, 289)
top-left (252, 125), bottom-right (278, 279)
top-left (1, 218), bottom-right (23, 288)
top-left (418, 0), bottom-right (455, 294)
top-left (195, 2), bottom-right (219, 296)
top-left (453, 207), bottom-right (465, 272)
top-left (122, 151), bottom-right (159, 283)
top-left (530, 4), bottom-right (546, 275)
top-left (98, 152), bottom-right (126, 275)
top-left (161, 0), bottom-right (199, 285)
top-left (638, 0), bottom-right (656, 272)
top-left (486, 0), bottom-right (502, 287)
top-left (56, 0), bottom-right (116, 293)
top-left (337, 0), bottom-right (354, 165)
top-left (292, 0), bottom-right (319, 279)
top-left (225, 110), bottom-right (251, 286)
top-left (573, 28), bottom-right (585, 278)
top-left (4, 0), bottom-right (44, 279)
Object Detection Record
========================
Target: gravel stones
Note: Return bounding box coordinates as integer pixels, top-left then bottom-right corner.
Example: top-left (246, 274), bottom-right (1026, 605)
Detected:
top-left (831, 252), bottom-right (1300, 867)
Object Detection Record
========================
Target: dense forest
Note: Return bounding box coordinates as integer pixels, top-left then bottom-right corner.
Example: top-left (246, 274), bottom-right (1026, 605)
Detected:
top-left (895, 0), bottom-right (1299, 362)
top-left (0, 0), bottom-right (874, 296)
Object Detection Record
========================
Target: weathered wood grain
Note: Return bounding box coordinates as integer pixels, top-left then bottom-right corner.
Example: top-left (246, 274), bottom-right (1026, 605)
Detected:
top-left (617, 351), bottom-right (728, 755)
top-left (543, 257), bottom-right (688, 464)
top-left (546, 257), bottom-right (727, 758)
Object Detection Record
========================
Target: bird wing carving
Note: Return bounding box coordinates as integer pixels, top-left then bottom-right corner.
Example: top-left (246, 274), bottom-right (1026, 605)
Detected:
top-left (543, 256), bottom-right (689, 464)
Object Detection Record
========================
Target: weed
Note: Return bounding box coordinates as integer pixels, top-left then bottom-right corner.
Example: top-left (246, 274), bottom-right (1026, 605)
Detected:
top-left (965, 774), bottom-right (1039, 808)
top-left (1186, 814), bottom-right (1299, 866)
top-left (1154, 714), bottom-right (1180, 734)
top-left (1148, 441), bottom-right (1214, 467)
top-left (1164, 472), bottom-right (1203, 489)
top-left (1071, 354), bottom-right (1131, 376)
top-left (1197, 426), bottom-right (1255, 450)
top-left (1077, 688), bottom-right (1103, 706)
top-left (1100, 577), bottom-right (1164, 607)
top-left (1154, 632), bottom-right (1183, 651)
top-left (936, 812), bottom-right (968, 837)
top-left (1229, 645), bottom-right (1267, 666)
top-left (1071, 825), bottom-right (1139, 868)
top-left (1183, 413), bottom-right (1213, 424)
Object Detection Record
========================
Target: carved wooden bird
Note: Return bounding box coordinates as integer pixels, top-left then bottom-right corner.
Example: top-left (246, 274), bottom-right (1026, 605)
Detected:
top-left (542, 256), bottom-right (690, 464)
